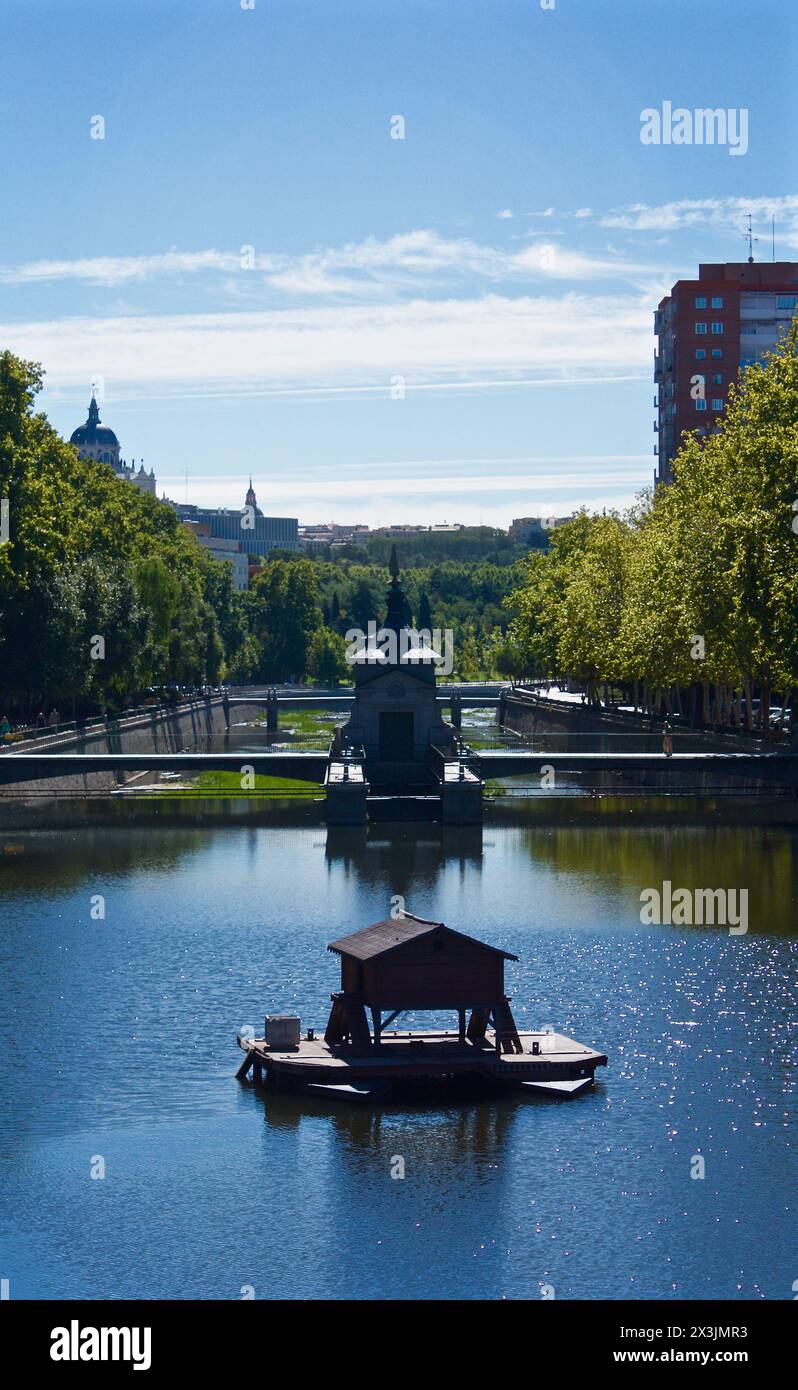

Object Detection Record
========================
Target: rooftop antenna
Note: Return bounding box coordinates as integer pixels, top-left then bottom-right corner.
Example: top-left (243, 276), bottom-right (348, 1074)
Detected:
top-left (743, 213), bottom-right (758, 264)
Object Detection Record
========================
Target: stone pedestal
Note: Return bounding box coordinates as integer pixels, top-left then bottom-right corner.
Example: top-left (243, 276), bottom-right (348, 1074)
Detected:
top-left (440, 764), bottom-right (483, 824)
top-left (325, 760), bottom-right (369, 825)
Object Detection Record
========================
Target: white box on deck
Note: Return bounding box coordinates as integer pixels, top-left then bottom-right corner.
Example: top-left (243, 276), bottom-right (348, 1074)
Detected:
top-left (265, 1015), bottom-right (301, 1048)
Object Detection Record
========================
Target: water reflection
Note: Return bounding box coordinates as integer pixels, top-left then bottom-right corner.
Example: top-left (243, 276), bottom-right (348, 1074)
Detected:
top-left (3, 815), bottom-right (796, 939)
top-left (2, 814), bottom-right (796, 1300)
top-left (257, 1089), bottom-right (518, 1158)
top-left (325, 823), bottom-right (483, 899)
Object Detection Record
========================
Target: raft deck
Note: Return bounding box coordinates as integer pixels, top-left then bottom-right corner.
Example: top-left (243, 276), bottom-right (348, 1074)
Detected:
top-left (237, 1028), bottom-right (607, 1092)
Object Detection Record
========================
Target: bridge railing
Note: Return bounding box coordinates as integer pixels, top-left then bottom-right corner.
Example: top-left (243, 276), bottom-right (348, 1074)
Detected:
top-left (0, 695), bottom-right (221, 753)
top-left (429, 740), bottom-right (483, 784)
top-left (325, 743), bottom-right (367, 786)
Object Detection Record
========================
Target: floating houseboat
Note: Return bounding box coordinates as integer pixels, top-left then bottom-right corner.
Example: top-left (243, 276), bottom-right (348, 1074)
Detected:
top-left (236, 912), bottom-right (607, 1102)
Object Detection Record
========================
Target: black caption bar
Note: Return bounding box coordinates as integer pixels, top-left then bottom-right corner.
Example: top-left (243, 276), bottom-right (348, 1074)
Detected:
top-left (1, 1297), bottom-right (789, 1378)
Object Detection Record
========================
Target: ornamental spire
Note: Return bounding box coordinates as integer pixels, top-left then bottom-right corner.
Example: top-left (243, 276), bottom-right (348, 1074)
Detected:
top-left (384, 545), bottom-right (407, 633)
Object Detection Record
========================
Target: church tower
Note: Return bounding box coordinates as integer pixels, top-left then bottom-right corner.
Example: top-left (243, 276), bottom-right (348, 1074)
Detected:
top-left (69, 395), bottom-right (157, 495)
top-left (70, 395), bottom-right (121, 469)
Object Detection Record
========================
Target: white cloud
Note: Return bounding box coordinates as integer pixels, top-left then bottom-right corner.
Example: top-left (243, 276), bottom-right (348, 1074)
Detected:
top-left (600, 194), bottom-right (798, 235)
top-left (2, 293), bottom-right (652, 395)
top-left (263, 265), bottom-right (368, 297)
top-left (158, 458), bottom-right (650, 527)
top-left (496, 209), bottom-right (514, 219)
top-left (510, 242), bottom-right (648, 279)
top-left (0, 228), bottom-right (652, 296)
top-left (2, 249), bottom-right (242, 286)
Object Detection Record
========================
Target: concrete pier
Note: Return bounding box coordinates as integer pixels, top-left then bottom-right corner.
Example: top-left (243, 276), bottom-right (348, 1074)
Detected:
top-left (439, 759), bottom-right (484, 824)
top-left (325, 758), bottom-right (369, 825)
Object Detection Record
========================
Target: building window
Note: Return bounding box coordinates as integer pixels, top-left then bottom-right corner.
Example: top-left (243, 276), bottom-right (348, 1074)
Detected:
top-left (711, 322), bottom-right (724, 334)
top-left (711, 296), bottom-right (724, 309)
top-left (711, 398), bottom-right (724, 411)
top-left (695, 296), bottom-right (707, 308)
top-left (695, 348), bottom-right (707, 359)
top-left (695, 322), bottom-right (707, 334)
top-left (711, 348), bottom-right (723, 359)
top-left (777, 295), bottom-right (797, 310)
top-left (713, 373), bottom-right (723, 385)
top-left (695, 399), bottom-right (707, 411)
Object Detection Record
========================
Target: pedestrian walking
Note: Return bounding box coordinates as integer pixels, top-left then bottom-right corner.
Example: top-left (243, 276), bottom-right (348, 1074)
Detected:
top-left (662, 718), bottom-right (673, 758)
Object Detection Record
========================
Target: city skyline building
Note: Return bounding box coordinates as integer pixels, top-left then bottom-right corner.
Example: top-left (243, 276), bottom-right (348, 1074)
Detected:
top-left (172, 488), bottom-right (299, 558)
top-left (68, 400), bottom-right (299, 560)
top-left (181, 521), bottom-right (249, 591)
top-left (654, 260), bottom-right (798, 484)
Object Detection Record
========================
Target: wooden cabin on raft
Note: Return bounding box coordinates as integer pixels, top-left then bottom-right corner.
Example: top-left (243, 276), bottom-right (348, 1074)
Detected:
top-left (324, 913), bottom-right (524, 1055)
top-left (235, 910), bottom-right (608, 1102)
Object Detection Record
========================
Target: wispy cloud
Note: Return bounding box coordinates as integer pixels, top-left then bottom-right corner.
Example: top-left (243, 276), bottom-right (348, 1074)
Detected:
top-left (0, 228), bottom-right (653, 295)
top-left (2, 293), bottom-right (652, 395)
top-left (600, 194), bottom-right (798, 236)
top-left (163, 462), bottom-right (648, 500)
top-left (159, 459), bottom-right (650, 525)
top-left (2, 249), bottom-right (241, 286)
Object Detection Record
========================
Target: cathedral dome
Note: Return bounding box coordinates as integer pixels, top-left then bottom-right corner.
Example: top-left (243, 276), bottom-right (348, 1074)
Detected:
top-left (70, 396), bottom-right (119, 448)
top-left (70, 423), bottom-right (119, 446)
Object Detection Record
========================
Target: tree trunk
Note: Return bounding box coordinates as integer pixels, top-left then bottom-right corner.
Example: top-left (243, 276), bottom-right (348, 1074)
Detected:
top-left (761, 685), bottom-right (771, 735)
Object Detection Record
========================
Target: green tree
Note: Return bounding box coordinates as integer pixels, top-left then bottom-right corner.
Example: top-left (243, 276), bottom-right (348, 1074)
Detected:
top-left (417, 590), bottom-right (432, 630)
top-left (249, 557), bottom-right (322, 680)
top-left (507, 327), bottom-right (798, 727)
top-left (0, 350), bottom-right (231, 712)
top-left (307, 626), bottom-right (348, 684)
top-left (349, 576), bottom-right (383, 630)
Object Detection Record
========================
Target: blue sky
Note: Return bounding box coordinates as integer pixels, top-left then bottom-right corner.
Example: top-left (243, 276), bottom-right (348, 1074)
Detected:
top-left (0, 0), bottom-right (795, 526)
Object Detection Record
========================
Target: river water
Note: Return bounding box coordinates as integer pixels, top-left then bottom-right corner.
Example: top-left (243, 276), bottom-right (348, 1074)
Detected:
top-left (1, 811), bottom-right (796, 1301)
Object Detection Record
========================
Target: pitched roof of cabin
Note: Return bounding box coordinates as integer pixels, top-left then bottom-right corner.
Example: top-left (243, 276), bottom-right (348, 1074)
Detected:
top-left (328, 912), bottom-right (518, 962)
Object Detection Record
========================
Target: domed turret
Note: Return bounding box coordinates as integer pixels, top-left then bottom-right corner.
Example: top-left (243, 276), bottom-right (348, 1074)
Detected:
top-left (70, 396), bottom-right (121, 468)
top-left (68, 397), bottom-right (156, 494)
